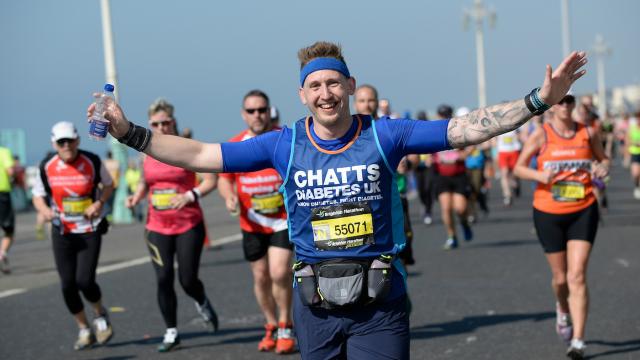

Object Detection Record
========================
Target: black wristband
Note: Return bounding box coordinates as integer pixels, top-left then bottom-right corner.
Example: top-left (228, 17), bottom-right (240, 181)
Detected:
top-left (524, 88), bottom-right (550, 116)
top-left (117, 122), bottom-right (152, 152)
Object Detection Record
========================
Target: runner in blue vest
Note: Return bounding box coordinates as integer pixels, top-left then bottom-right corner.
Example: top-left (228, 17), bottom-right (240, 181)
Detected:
top-left (89, 41), bottom-right (587, 359)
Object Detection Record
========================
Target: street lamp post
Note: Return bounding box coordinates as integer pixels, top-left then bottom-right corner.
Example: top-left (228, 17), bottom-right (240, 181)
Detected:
top-left (100, 0), bottom-right (132, 224)
top-left (464, 0), bottom-right (496, 108)
top-left (592, 34), bottom-right (611, 117)
top-left (561, 0), bottom-right (571, 58)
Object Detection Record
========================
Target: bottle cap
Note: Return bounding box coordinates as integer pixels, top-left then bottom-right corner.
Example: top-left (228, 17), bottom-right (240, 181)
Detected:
top-left (104, 83), bottom-right (115, 92)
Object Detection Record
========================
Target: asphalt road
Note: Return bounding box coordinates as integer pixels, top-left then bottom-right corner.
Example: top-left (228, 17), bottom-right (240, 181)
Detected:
top-left (1, 165), bottom-right (639, 360)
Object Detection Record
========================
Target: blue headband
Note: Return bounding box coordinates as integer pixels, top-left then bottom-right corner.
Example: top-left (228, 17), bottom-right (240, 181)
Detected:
top-left (300, 57), bottom-right (351, 86)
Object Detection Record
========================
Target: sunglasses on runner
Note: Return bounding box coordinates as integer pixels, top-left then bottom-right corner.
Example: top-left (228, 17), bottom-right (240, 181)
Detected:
top-left (244, 107), bottom-right (269, 115)
top-left (558, 96), bottom-right (575, 105)
top-left (150, 120), bottom-right (173, 127)
top-left (56, 138), bottom-right (76, 146)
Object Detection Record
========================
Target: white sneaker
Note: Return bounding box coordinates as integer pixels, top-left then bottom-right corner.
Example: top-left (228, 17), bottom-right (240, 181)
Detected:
top-left (93, 314), bottom-right (113, 344)
top-left (423, 215), bottom-right (433, 225)
top-left (633, 187), bottom-right (640, 200)
top-left (566, 338), bottom-right (586, 359)
top-left (74, 328), bottom-right (95, 350)
top-left (555, 304), bottom-right (573, 344)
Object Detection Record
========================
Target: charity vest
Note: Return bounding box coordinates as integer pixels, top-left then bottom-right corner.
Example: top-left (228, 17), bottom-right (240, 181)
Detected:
top-left (628, 123), bottom-right (640, 155)
top-left (281, 115), bottom-right (405, 264)
top-left (220, 129), bottom-right (287, 234)
top-left (533, 122), bottom-right (595, 214)
top-left (434, 149), bottom-right (466, 176)
top-left (144, 156), bottom-right (203, 235)
top-left (39, 150), bottom-right (103, 234)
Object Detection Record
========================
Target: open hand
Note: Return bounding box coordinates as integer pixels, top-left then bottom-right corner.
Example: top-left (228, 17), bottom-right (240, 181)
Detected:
top-left (538, 51), bottom-right (587, 105)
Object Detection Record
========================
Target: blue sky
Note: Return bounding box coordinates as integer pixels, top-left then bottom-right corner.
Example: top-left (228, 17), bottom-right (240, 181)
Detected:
top-left (2, 0), bottom-right (639, 165)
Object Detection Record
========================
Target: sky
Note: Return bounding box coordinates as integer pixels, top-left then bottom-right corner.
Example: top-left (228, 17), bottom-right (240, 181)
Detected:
top-left (2, 0), bottom-right (639, 165)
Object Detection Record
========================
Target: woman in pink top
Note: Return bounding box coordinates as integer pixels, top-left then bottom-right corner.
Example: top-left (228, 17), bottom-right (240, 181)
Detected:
top-left (126, 99), bottom-right (218, 352)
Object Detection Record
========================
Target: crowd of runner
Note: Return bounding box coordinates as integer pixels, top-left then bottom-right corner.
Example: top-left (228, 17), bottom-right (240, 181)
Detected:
top-left (1, 40), bottom-right (640, 360)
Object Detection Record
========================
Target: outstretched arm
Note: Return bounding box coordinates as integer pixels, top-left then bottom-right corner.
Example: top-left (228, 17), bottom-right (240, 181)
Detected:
top-left (87, 102), bottom-right (222, 173)
top-left (447, 51), bottom-right (587, 148)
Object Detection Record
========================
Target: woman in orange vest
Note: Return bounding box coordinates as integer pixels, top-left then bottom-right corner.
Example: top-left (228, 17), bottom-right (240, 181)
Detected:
top-left (514, 94), bottom-right (609, 360)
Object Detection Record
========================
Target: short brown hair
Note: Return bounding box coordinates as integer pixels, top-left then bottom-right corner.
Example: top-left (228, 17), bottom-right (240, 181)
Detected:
top-left (148, 98), bottom-right (174, 119)
top-left (297, 41), bottom-right (347, 69)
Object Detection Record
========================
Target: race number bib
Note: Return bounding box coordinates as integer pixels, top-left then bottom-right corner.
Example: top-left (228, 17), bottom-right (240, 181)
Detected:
top-left (551, 181), bottom-right (585, 202)
top-left (62, 196), bottom-right (92, 217)
top-left (151, 189), bottom-right (177, 211)
top-left (251, 192), bottom-right (284, 214)
top-left (311, 202), bottom-right (374, 250)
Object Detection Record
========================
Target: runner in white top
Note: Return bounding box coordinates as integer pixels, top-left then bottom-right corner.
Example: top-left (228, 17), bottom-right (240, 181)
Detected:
top-left (496, 130), bottom-right (523, 206)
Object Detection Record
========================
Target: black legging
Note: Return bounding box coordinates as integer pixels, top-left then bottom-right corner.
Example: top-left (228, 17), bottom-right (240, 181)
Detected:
top-left (145, 221), bottom-right (207, 328)
top-left (52, 229), bottom-right (103, 314)
top-left (415, 166), bottom-right (435, 215)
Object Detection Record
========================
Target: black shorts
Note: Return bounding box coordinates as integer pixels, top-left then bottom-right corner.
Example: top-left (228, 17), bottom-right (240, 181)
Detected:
top-left (434, 173), bottom-right (471, 198)
top-left (631, 154), bottom-right (640, 164)
top-left (0, 192), bottom-right (15, 236)
top-left (533, 201), bottom-right (599, 253)
top-left (242, 230), bottom-right (292, 262)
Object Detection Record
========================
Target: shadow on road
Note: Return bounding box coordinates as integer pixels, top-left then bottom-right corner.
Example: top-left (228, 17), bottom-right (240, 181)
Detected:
top-left (471, 239), bottom-right (538, 249)
top-left (584, 338), bottom-right (640, 359)
top-left (105, 326), bottom-right (263, 349)
top-left (411, 311), bottom-right (554, 340)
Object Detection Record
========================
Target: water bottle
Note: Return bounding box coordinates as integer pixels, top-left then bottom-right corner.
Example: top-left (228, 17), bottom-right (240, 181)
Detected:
top-left (89, 83), bottom-right (115, 141)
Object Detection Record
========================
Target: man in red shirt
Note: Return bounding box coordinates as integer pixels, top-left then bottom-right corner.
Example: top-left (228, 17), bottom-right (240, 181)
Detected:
top-left (218, 90), bottom-right (295, 354)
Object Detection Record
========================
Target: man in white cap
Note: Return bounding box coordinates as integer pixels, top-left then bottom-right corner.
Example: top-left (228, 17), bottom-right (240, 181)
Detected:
top-left (32, 121), bottom-right (115, 350)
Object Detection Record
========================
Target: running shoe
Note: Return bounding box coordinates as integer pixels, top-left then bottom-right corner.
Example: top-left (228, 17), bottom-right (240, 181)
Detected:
top-left (461, 223), bottom-right (473, 242)
top-left (157, 328), bottom-right (180, 352)
top-left (258, 323), bottom-right (277, 352)
top-left (634, 187), bottom-right (640, 200)
top-left (443, 237), bottom-right (458, 250)
top-left (556, 304), bottom-right (573, 344)
top-left (566, 339), bottom-right (586, 359)
top-left (195, 298), bottom-right (219, 333)
top-left (503, 196), bottom-right (512, 207)
top-left (35, 225), bottom-right (45, 240)
top-left (74, 328), bottom-right (95, 350)
top-left (423, 214), bottom-right (433, 225)
top-left (0, 253), bottom-right (10, 274)
top-left (93, 312), bottom-right (113, 345)
top-left (275, 322), bottom-right (296, 354)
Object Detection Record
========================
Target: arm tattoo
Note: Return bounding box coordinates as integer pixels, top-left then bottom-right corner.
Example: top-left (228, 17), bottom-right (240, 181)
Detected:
top-left (447, 99), bottom-right (533, 148)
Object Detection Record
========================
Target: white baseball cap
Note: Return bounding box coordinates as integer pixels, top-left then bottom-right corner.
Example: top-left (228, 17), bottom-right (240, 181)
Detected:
top-left (51, 121), bottom-right (79, 141)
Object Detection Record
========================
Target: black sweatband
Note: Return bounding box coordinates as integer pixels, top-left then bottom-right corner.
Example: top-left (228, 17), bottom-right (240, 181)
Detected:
top-left (524, 88), bottom-right (551, 116)
top-left (117, 122), bottom-right (152, 152)
top-left (190, 189), bottom-right (200, 200)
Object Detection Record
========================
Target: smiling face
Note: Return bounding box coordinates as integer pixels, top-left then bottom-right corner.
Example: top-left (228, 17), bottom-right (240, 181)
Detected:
top-left (298, 69), bottom-right (355, 132)
top-left (241, 95), bottom-right (271, 136)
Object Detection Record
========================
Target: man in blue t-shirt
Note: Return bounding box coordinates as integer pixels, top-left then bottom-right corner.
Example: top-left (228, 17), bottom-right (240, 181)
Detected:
top-left (93, 41), bottom-right (587, 359)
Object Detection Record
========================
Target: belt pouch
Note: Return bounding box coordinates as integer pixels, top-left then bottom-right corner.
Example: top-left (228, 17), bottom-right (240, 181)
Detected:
top-left (294, 263), bottom-right (321, 306)
top-left (316, 262), bottom-right (365, 307)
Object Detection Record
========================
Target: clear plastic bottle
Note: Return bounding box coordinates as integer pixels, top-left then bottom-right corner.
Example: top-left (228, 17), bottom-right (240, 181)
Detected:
top-left (89, 83), bottom-right (115, 141)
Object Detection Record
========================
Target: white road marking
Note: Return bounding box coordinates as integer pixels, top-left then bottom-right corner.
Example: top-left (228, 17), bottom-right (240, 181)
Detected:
top-left (615, 258), bottom-right (630, 268)
top-left (1, 233), bottom-right (243, 298)
top-left (0, 288), bottom-right (27, 299)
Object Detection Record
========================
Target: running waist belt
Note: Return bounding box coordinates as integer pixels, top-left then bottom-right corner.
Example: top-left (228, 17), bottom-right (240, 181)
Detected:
top-left (293, 255), bottom-right (393, 310)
